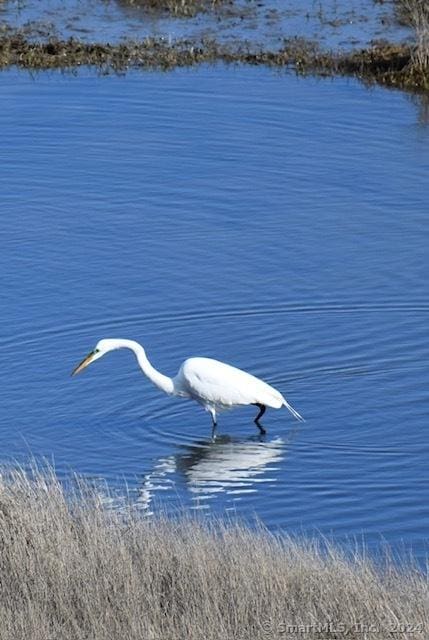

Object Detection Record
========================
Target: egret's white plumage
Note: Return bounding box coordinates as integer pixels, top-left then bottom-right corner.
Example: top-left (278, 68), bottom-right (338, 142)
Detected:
top-left (72, 338), bottom-right (303, 436)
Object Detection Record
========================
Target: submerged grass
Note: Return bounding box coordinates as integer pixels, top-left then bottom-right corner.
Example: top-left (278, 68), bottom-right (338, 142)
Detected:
top-left (0, 466), bottom-right (427, 640)
top-left (118, 0), bottom-right (229, 18)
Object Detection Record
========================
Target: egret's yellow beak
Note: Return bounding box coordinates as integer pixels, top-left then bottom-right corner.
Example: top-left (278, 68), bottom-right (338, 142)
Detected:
top-left (71, 351), bottom-right (96, 376)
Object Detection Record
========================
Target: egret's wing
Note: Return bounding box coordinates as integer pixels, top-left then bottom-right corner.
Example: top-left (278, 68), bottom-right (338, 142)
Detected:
top-left (178, 357), bottom-right (284, 408)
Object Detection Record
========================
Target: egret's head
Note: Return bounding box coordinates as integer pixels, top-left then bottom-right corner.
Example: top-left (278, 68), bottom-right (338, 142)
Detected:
top-left (71, 339), bottom-right (117, 376)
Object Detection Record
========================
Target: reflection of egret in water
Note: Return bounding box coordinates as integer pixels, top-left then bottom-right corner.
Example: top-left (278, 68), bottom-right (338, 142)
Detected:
top-left (137, 433), bottom-right (294, 513)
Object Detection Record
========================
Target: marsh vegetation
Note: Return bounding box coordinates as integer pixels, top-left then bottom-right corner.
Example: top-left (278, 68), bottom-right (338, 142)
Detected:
top-left (0, 468), bottom-right (427, 640)
top-left (395, 0), bottom-right (429, 76)
top-left (118, 0), bottom-right (229, 17)
top-left (0, 32), bottom-right (423, 90)
top-left (0, 0), bottom-right (428, 90)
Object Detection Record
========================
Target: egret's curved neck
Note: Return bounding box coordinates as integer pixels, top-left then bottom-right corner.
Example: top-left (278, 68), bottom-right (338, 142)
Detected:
top-left (109, 339), bottom-right (175, 395)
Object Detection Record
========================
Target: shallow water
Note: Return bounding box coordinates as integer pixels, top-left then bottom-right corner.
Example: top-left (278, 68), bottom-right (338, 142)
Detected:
top-left (0, 66), bottom-right (428, 561)
top-left (1, 0), bottom-right (410, 49)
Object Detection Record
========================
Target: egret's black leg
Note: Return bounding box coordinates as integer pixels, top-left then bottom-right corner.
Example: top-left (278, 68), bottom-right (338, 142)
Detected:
top-left (209, 408), bottom-right (217, 440)
top-left (253, 403), bottom-right (267, 435)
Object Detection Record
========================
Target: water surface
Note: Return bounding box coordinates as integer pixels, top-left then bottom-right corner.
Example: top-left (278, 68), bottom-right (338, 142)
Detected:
top-left (1, 0), bottom-right (411, 48)
top-left (0, 67), bottom-right (428, 561)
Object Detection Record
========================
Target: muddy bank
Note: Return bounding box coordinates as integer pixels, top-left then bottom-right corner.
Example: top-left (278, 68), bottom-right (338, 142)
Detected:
top-left (0, 32), bottom-right (426, 92)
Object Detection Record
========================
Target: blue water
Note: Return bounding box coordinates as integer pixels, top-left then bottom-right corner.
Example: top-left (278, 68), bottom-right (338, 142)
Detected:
top-left (0, 67), bottom-right (428, 561)
top-left (0, 0), bottom-right (411, 48)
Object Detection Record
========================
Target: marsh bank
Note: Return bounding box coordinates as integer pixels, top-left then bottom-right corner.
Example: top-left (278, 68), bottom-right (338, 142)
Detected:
top-left (0, 0), bottom-right (428, 91)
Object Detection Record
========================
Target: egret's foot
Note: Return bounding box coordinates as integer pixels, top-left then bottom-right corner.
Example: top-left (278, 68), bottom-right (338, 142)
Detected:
top-left (255, 421), bottom-right (267, 436)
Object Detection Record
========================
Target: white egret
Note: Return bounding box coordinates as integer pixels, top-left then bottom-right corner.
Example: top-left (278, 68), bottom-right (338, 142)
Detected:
top-left (71, 338), bottom-right (304, 437)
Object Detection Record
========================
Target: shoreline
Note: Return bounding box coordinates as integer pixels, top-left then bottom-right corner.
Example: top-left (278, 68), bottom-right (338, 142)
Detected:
top-left (0, 33), bottom-right (427, 93)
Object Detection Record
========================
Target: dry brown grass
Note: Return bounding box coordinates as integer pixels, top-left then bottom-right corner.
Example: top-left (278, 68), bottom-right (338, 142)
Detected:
top-left (0, 466), bottom-right (427, 640)
top-left (396, 0), bottom-right (429, 71)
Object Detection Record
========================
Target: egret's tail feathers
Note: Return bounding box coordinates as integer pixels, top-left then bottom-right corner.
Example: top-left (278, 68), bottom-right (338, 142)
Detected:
top-left (283, 399), bottom-right (305, 422)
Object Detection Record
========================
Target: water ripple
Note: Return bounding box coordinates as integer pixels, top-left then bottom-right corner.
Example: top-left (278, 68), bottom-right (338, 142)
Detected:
top-left (1, 299), bottom-right (428, 351)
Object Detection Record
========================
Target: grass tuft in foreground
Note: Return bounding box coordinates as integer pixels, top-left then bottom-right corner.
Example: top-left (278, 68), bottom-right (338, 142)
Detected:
top-left (0, 467), bottom-right (427, 639)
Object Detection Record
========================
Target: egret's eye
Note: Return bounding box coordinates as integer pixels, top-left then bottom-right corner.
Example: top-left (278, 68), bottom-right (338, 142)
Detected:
top-left (94, 348), bottom-right (100, 354)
